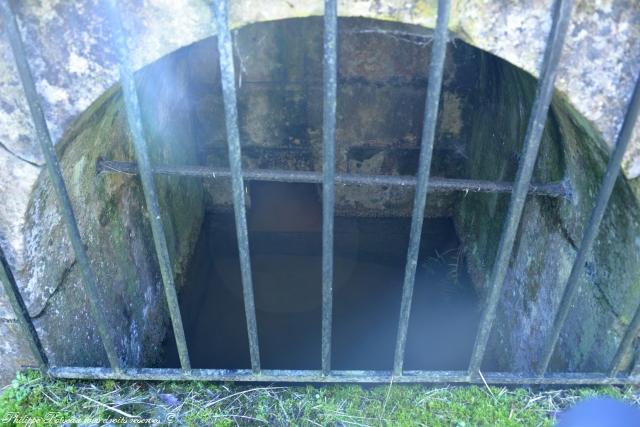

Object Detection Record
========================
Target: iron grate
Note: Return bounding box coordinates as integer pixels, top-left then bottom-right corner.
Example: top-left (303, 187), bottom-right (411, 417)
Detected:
top-left (1, 0), bottom-right (640, 384)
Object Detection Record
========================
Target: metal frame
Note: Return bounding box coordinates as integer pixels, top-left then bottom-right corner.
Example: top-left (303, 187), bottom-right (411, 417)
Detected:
top-left (2, 0), bottom-right (640, 385)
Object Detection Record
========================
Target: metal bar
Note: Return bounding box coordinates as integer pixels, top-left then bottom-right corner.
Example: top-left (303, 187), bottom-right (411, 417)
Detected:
top-left (0, 246), bottom-right (48, 372)
top-left (97, 160), bottom-right (572, 199)
top-left (322, 0), bottom-right (337, 376)
top-left (548, 73), bottom-right (640, 377)
top-left (105, 0), bottom-right (190, 370)
top-left (632, 355), bottom-right (640, 378)
top-left (48, 366), bottom-right (640, 385)
top-left (0, 0), bottom-right (121, 371)
top-left (212, 0), bottom-right (261, 373)
top-left (393, 0), bottom-right (451, 376)
top-left (611, 285), bottom-right (640, 376)
top-left (467, 0), bottom-right (574, 379)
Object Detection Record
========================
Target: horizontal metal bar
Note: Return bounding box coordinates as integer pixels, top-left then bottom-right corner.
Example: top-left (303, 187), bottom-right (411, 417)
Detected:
top-left (394, 0), bottom-right (451, 376)
top-left (546, 72), bottom-right (640, 377)
top-left (0, 246), bottom-right (48, 372)
top-left (321, 0), bottom-right (338, 376)
top-left (48, 367), bottom-right (639, 385)
top-left (97, 160), bottom-right (571, 199)
top-left (1, 0), bottom-right (122, 371)
top-left (237, 77), bottom-right (430, 88)
top-left (467, 0), bottom-right (574, 380)
top-left (213, 0), bottom-right (261, 373)
top-left (105, 0), bottom-right (191, 371)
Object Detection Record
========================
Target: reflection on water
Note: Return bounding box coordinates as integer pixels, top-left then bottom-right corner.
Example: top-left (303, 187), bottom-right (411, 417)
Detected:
top-left (162, 182), bottom-right (479, 371)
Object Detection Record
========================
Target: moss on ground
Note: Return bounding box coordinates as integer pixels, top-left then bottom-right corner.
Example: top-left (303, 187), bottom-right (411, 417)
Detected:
top-left (0, 370), bottom-right (638, 426)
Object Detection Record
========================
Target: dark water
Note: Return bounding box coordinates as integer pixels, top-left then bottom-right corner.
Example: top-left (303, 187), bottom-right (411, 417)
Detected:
top-left (162, 182), bottom-right (480, 371)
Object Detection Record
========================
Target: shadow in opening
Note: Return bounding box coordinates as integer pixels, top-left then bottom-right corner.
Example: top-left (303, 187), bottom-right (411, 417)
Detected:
top-left (162, 182), bottom-right (480, 371)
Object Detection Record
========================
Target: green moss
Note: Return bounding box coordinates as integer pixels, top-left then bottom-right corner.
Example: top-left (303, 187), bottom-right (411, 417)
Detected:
top-left (452, 43), bottom-right (640, 373)
top-left (2, 370), bottom-right (639, 426)
top-left (412, 0), bottom-right (438, 21)
top-left (23, 45), bottom-right (205, 368)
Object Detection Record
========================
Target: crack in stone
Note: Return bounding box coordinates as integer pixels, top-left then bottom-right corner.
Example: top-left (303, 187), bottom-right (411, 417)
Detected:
top-left (0, 140), bottom-right (42, 167)
top-left (558, 222), bottom-right (579, 251)
top-left (30, 259), bottom-right (77, 320)
top-left (1, 260), bottom-right (76, 322)
top-left (592, 279), bottom-right (623, 319)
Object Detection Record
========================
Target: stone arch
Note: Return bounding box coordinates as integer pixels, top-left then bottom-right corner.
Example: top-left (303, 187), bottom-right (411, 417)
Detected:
top-left (0, 2), bottom-right (639, 383)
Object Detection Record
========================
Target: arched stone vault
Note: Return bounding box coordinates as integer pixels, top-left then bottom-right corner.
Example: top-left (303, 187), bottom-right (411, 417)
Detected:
top-left (1, 0), bottom-right (639, 286)
top-left (0, 0), bottom-right (639, 383)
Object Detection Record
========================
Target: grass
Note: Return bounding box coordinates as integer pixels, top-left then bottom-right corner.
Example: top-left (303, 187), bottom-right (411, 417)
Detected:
top-left (0, 370), bottom-right (638, 426)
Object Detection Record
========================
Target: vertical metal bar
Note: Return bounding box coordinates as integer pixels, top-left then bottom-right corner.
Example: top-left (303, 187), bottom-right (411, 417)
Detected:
top-left (0, 246), bottom-right (48, 372)
top-left (548, 73), bottom-right (640, 377)
top-left (632, 355), bottom-right (640, 378)
top-left (467, 0), bottom-right (574, 379)
top-left (393, 0), bottom-right (451, 376)
top-left (611, 281), bottom-right (640, 377)
top-left (321, 0), bottom-right (337, 376)
top-left (212, 0), bottom-right (261, 373)
top-left (0, 0), bottom-right (121, 371)
top-left (105, 0), bottom-right (191, 371)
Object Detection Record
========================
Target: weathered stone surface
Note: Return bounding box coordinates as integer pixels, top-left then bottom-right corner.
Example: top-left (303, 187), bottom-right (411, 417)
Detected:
top-left (455, 0), bottom-right (640, 178)
top-left (0, 148), bottom-right (39, 316)
top-left (0, 1), bottom-right (639, 383)
top-left (198, 18), bottom-right (476, 217)
top-left (0, 40), bottom-right (41, 165)
top-left (1, 1), bottom-right (639, 316)
top-left (2, 50), bottom-right (204, 372)
top-left (0, 0), bottom-right (636, 156)
top-left (454, 58), bottom-right (640, 373)
top-left (0, 321), bottom-right (36, 382)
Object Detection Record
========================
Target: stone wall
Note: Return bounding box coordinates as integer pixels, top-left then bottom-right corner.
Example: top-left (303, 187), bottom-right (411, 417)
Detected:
top-left (0, 1), bottom-right (639, 383)
top-left (199, 18), bottom-right (478, 217)
top-left (455, 56), bottom-right (640, 372)
top-left (1, 0), bottom-right (639, 291)
top-left (0, 47), bottom-right (204, 381)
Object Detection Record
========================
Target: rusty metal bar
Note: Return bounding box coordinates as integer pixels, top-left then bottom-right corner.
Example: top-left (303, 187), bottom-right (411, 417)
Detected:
top-left (97, 160), bottom-right (572, 199)
top-left (611, 282), bottom-right (640, 377)
top-left (548, 73), bottom-right (640, 377)
top-left (48, 366), bottom-right (638, 385)
top-left (321, 0), bottom-right (337, 376)
top-left (467, 0), bottom-right (574, 380)
top-left (1, 0), bottom-right (121, 371)
top-left (105, 0), bottom-right (191, 370)
top-left (0, 245), bottom-right (48, 372)
top-left (393, 0), bottom-right (451, 376)
top-left (212, 0), bottom-right (261, 373)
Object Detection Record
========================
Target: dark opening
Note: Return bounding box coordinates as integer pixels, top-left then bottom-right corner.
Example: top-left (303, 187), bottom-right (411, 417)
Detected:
top-left (162, 181), bottom-right (479, 370)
